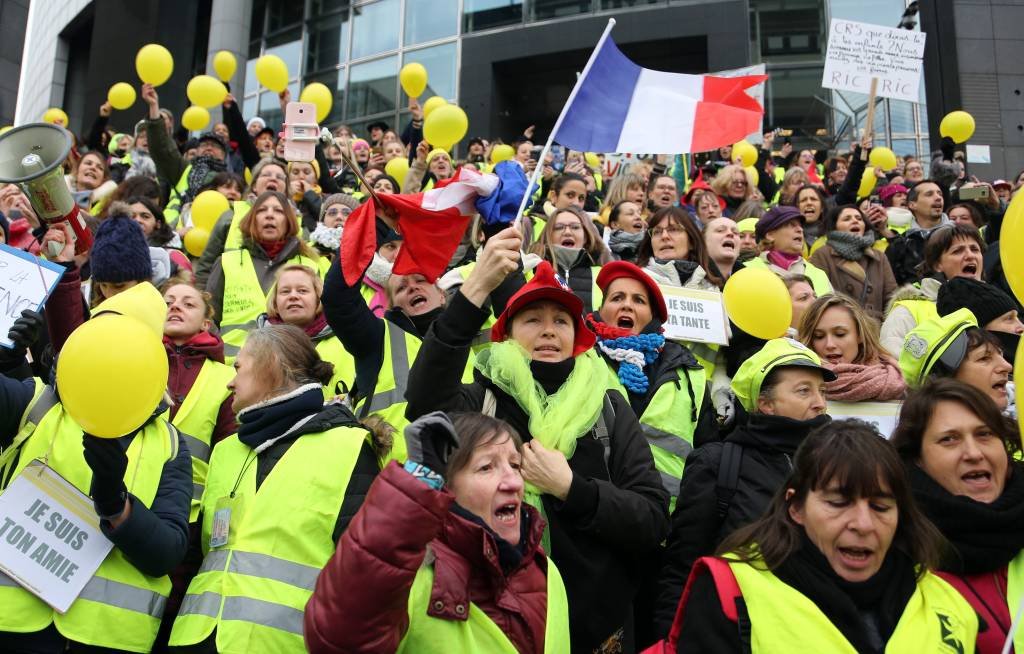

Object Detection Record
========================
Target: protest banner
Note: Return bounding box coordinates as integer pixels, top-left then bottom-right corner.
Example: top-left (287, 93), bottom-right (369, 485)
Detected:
top-left (827, 401), bottom-right (902, 438)
top-left (822, 18), bottom-right (926, 103)
top-left (659, 286), bottom-right (729, 345)
top-left (0, 244), bottom-right (65, 349)
top-left (0, 460), bottom-right (113, 612)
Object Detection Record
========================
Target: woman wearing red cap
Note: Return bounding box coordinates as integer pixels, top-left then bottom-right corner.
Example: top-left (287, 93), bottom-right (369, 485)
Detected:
top-left (405, 228), bottom-right (669, 654)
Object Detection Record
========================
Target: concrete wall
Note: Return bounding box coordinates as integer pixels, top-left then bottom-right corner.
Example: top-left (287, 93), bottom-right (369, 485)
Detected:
top-left (0, 0), bottom-right (29, 127)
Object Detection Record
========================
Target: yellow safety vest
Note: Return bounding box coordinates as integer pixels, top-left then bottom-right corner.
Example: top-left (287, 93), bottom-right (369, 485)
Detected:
top-left (1006, 551), bottom-right (1024, 653)
top-left (0, 380), bottom-right (178, 653)
top-left (169, 359), bottom-right (236, 522)
top-left (223, 200), bottom-right (252, 250)
top-left (729, 559), bottom-right (978, 653)
top-left (396, 557), bottom-right (571, 654)
top-left (316, 334), bottom-right (356, 400)
top-left (164, 166), bottom-right (192, 228)
top-left (355, 322), bottom-right (475, 463)
top-left (606, 362), bottom-right (706, 512)
top-left (169, 424), bottom-right (369, 653)
top-left (890, 298), bottom-right (938, 325)
top-left (219, 248), bottom-right (325, 362)
top-left (744, 255), bottom-right (833, 296)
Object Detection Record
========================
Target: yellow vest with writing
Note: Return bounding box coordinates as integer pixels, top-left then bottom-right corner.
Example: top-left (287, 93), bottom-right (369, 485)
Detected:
top-left (316, 334), bottom-right (356, 400)
top-left (0, 380), bottom-right (178, 653)
top-left (169, 425), bottom-right (369, 653)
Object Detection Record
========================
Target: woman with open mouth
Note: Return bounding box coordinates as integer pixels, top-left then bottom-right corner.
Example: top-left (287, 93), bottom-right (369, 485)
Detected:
top-left (702, 216), bottom-right (741, 284)
top-left (742, 206), bottom-right (833, 296)
top-left (788, 184), bottom-right (829, 253)
top-left (797, 294), bottom-right (906, 403)
top-left (65, 150), bottom-right (116, 212)
top-left (306, 412), bottom-right (570, 654)
top-left (809, 205), bottom-right (898, 320)
top-left (881, 223), bottom-right (986, 355)
top-left (637, 207), bottom-right (719, 291)
top-left (605, 200), bottom-right (647, 262)
top-left (900, 308), bottom-right (1014, 417)
top-left (892, 379), bottom-right (1024, 654)
top-left (405, 231), bottom-right (669, 653)
top-left (529, 204), bottom-right (611, 312)
top-left (657, 419), bottom-right (977, 653)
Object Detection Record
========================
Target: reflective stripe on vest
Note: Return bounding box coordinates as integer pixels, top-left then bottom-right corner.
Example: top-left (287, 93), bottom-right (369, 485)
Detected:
top-left (169, 426), bottom-right (368, 652)
top-left (396, 556), bottom-right (571, 654)
top-left (727, 558), bottom-right (978, 653)
top-left (170, 359), bottom-right (236, 521)
top-left (164, 166), bottom-right (193, 227)
top-left (0, 378), bottom-right (53, 486)
top-left (0, 395), bottom-right (176, 652)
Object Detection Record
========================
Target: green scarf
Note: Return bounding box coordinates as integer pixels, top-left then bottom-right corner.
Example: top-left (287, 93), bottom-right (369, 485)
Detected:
top-left (475, 340), bottom-right (608, 459)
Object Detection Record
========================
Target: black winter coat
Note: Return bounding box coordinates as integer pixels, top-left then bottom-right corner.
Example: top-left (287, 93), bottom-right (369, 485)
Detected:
top-left (405, 292), bottom-right (670, 654)
top-left (652, 411), bottom-right (831, 637)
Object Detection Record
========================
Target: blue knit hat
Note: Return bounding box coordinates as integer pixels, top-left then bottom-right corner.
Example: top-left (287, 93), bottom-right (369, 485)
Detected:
top-left (91, 214), bottom-right (152, 283)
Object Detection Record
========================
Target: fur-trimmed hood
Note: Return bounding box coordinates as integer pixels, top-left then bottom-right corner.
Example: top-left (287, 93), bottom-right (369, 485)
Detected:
top-left (884, 277), bottom-right (942, 315)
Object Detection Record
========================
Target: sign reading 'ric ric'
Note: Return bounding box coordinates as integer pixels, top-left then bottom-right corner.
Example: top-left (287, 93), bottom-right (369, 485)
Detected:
top-left (822, 19), bottom-right (926, 103)
top-left (0, 460), bottom-right (113, 612)
top-left (659, 286), bottom-right (729, 345)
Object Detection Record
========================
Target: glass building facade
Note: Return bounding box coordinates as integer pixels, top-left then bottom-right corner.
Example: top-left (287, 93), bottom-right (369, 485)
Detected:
top-left (241, 0), bottom-right (928, 156)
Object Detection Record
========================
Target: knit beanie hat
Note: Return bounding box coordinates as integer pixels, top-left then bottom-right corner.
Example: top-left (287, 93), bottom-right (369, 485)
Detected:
top-left (937, 278), bottom-right (1018, 328)
top-left (91, 209), bottom-right (152, 283)
top-left (319, 193), bottom-right (360, 222)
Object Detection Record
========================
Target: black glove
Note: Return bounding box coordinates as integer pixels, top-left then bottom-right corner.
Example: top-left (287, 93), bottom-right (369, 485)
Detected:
top-left (82, 434), bottom-right (129, 518)
top-left (404, 411), bottom-right (459, 478)
top-left (0, 310), bottom-right (43, 362)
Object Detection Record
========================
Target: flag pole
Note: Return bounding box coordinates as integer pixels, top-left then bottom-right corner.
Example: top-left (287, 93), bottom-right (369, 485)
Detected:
top-left (513, 18), bottom-right (617, 233)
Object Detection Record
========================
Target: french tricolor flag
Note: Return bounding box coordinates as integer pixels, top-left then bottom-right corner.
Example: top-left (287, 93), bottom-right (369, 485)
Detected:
top-left (553, 27), bottom-right (767, 154)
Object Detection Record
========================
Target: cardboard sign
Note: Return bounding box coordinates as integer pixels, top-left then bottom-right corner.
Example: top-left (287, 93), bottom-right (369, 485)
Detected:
top-left (0, 244), bottom-right (65, 349)
top-left (827, 401), bottom-right (902, 438)
top-left (0, 460), bottom-right (113, 612)
top-left (822, 19), bottom-right (926, 103)
top-left (659, 286), bottom-right (729, 345)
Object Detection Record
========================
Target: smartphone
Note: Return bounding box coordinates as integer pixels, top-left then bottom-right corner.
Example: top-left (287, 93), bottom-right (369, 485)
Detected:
top-left (959, 186), bottom-right (990, 201)
top-left (371, 146), bottom-right (382, 157)
top-left (530, 145), bottom-right (542, 162)
top-left (282, 102), bottom-right (318, 162)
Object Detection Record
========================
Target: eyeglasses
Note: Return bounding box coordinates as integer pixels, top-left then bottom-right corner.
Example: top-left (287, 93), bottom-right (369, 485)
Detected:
top-left (730, 178), bottom-right (748, 187)
top-left (325, 206), bottom-right (352, 217)
top-left (650, 225), bottom-right (685, 238)
top-left (552, 223), bottom-right (584, 233)
top-left (260, 172), bottom-right (288, 182)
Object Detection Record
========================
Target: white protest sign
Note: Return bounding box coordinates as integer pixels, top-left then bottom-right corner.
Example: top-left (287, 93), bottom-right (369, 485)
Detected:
top-left (660, 286), bottom-right (729, 345)
top-left (822, 19), bottom-right (926, 103)
top-left (827, 401), bottom-right (902, 438)
top-left (0, 244), bottom-right (65, 349)
top-left (0, 460), bottom-right (113, 612)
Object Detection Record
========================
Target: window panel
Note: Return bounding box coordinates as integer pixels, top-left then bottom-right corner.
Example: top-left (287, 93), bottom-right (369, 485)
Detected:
top-left (267, 0), bottom-right (304, 32)
top-left (404, 0), bottom-right (457, 45)
top-left (401, 42), bottom-right (457, 106)
top-left (463, 0), bottom-right (523, 32)
top-left (351, 0), bottom-right (400, 59)
top-left (306, 12), bottom-right (350, 73)
top-left (347, 55), bottom-right (398, 118)
top-left (529, 0), bottom-right (594, 21)
top-left (266, 38), bottom-right (303, 83)
top-left (304, 69), bottom-right (346, 126)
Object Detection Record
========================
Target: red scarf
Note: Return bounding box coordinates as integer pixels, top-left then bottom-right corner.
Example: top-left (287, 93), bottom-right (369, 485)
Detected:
top-left (260, 239), bottom-right (287, 260)
top-left (266, 312), bottom-right (329, 339)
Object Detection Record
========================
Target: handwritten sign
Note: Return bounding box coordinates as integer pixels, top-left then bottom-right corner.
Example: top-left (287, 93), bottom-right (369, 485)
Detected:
top-left (822, 19), bottom-right (926, 103)
top-left (827, 401), bottom-right (902, 438)
top-left (660, 286), bottom-right (729, 345)
top-left (0, 460), bottom-right (113, 612)
top-left (0, 244), bottom-right (65, 349)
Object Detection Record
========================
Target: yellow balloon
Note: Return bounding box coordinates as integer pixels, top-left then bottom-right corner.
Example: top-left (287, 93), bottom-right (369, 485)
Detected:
top-left (584, 152), bottom-right (601, 169)
top-left (1000, 191), bottom-right (1024, 304)
top-left (858, 166), bottom-right (877, 199)
top-left (491, 144), bottom-right (515, 164)
top-left (186, 75), bottom-right (228, 109)
top-left (940, 110), bottom-right (976, 144)
top-left (385, 157), bottom-right (409, 190)
top-left (42, 108), bottom-right (69, 127)
top-left (400, 62), bottom-right (428, 98)
top-left (423, 96), bottom-right (447, 119)
top-left (213, 50), bottom-right (237, 82)
top-left (108, 83), bottom-right (136, 110)
top-left (135, 43), bottom-right (174, 86)
top-left (190, 190), bottom-right (230, 231)
top-left (869, 146), bottom-right (898, 171)
top-left (255, 54), bottom-right (289, 93)
top-left (56, 314), bottom-right (169, 438)
top-left (744, 165), bottom-right (759, 187)
top-left (423, 104), bottom-right (468, 150)
top-left (184, 227), bottom-right (211, 258)
top-left (722, 268), bottom-right (792, 340)
top-left (733, 140), bottom-right (758, 167)
top-left (300, 82), bottom-right (333, 122)
top-left (181, 106), bottom-right (210, 132)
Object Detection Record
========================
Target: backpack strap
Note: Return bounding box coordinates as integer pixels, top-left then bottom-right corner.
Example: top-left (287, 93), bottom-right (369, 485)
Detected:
top-left (715, 442), bottom-right (743, 520)
top-left (595, 393), bottom-right (615, 469)
top-left (665, 557), bottom-right (741, 648)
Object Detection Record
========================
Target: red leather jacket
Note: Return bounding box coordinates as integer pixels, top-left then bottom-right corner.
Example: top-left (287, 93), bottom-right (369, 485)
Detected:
top-left (305, 461), bottom-right (551, 654)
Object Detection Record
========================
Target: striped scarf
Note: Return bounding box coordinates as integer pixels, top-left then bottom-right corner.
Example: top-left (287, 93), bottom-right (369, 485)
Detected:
top-left (586, 316), bottom-right (665, 394)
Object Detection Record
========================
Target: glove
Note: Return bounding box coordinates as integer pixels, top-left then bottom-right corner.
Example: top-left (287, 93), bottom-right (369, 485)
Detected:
top-left (82, 434), bottom-right (129, 518)
top-left (712, 386), bottom-right (736, 429)
top-left (403, 411), bottom-right (459, 478)
top-left (1, 310), bottom-right (43, 362)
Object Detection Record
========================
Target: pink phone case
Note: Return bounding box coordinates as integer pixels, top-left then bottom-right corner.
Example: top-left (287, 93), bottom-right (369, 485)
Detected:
top-left (283, 102), bottom-right (318, 162)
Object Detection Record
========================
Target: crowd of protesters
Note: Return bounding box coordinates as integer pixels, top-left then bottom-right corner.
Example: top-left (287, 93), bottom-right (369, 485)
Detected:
top-left (0, 71), bottom-right (1023, 654)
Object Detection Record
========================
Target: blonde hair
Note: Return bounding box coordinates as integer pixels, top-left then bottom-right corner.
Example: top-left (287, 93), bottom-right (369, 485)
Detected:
top-left (710, 164), bottom-right (755, 199)
top-left (797, 294), bottom-right (887, 365)
top-left (266, 264), bottom-right (324, 319)
top-left (779, 168), bottom-right (810, 203)
top-left (603, 173), bottom-right (647, 207)
top-left (530, 205), bottom-right (611, 265)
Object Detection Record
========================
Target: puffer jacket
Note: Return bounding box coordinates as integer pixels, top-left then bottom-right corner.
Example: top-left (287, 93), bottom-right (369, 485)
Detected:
top-left (405, 292), bottom-right (670, 654)
top-left (305, 461), bottom-right (552, 654)
top-left (652, 410), bottom-right (832, 638)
